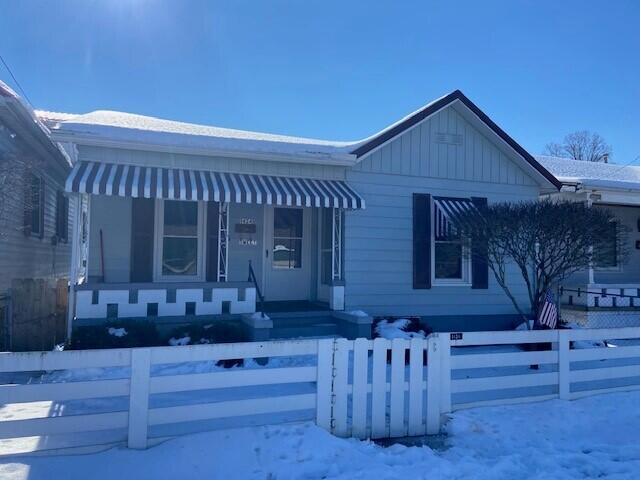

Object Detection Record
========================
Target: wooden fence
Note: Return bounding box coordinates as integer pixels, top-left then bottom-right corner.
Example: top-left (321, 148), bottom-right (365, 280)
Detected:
top-left (0, 327), bottom-right (638, 454)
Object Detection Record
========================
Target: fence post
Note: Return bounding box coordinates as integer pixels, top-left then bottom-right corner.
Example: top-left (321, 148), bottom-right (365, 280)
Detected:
top-left (316, 338), bottom-right (335, 432)
top-left (439, 334), bottom-right (451, 415)
top-left (558, 329), bottom-right (570, 400)
top-left (128, 348), bottom-right (151, 449)
top-left (426, 334), bottom-right (441, 435)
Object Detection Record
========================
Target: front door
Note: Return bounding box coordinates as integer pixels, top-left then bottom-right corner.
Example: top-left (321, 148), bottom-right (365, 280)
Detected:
top-left (264, 206), bottom-right (312, 301)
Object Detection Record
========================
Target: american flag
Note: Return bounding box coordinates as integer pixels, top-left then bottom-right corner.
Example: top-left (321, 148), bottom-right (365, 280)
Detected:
top-left (538, 289), bottom-right (558, 329)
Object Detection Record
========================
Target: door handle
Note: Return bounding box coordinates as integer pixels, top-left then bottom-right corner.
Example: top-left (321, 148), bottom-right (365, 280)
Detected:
top-left (266, 249), bottom-right (269, 258)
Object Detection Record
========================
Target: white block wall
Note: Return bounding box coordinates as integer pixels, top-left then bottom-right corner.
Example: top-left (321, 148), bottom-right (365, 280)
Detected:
top-left (75, 286), bottom-right (256, 320)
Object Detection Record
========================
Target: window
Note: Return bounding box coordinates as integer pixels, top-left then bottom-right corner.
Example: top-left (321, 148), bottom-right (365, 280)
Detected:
top-left (156, 200), bottom-right (205, 280)
top-left (272, 208), bottom-right (303, 269)
top-left (432, 204), bottom-right (470, 285)
top-left (595, 221), bottom-right (619, 269)
top-left (25, 174), bottom-right (44, 237)
top-left (56, 191), bottom-right (69, 242)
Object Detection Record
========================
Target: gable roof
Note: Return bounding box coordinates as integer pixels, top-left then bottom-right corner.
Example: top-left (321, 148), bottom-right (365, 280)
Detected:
top-left (0, 80), bottom-right (72, 170)
top-left (351, 90), bottom-right (561, 189)
top-left (42, 90), bottom-right (559, 188)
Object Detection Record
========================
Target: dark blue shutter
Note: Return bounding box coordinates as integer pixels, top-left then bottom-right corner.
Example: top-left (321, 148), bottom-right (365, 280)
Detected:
top-left (471, 197), bottom-right (488, 289)
top-left (413, 193), bottom-right (432, 289)
top-left (130, 198), bottom-right (155, 282)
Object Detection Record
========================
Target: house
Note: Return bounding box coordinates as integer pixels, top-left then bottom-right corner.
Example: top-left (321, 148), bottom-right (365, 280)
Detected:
top-left (49, 90), bottom-right (560, 341)
top-left (0, 80), bottom-right (73, 350)
top-left (538, 155), bottom-right (640, 328)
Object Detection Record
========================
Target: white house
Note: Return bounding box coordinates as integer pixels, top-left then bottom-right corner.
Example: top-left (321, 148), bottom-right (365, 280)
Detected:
top-left (47, 90), bottom-right (561, 340)
top-left (538, 155), bottom-right (640, 328)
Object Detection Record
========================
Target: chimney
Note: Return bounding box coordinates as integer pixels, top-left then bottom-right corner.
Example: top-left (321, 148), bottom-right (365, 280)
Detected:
top-left (602, 153), bottom-right (609, 163)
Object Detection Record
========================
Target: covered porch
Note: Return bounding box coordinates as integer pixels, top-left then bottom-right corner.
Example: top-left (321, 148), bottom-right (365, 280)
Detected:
top-left (64, 161), bottom-right (370, 339)
top-left (559, 193), bottom-right (640, 328)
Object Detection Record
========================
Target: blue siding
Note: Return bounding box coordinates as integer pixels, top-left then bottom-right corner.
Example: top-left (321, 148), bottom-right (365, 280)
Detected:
top-left (344, 105), bottom-right (540, 326)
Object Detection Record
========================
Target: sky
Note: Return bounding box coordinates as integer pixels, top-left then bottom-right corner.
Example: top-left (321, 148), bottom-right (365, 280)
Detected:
top-left (1, 0), bottom-right (638, 163)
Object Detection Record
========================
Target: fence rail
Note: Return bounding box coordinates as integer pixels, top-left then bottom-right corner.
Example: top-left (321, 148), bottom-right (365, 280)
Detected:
top-left (0, 327), bottom-right (638, 454)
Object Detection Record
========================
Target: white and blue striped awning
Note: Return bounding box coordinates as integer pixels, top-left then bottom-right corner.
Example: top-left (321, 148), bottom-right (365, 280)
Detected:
top-left (66, 161), bottom-right (365, 209)
top-left (434, 197), bottom-right (478, 239)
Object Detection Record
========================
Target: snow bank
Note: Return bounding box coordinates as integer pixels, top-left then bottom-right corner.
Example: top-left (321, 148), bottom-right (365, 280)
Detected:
top-left (107, 327), bottom-right (127, 338)
top-left (2, 390), bottom-right (639, 480)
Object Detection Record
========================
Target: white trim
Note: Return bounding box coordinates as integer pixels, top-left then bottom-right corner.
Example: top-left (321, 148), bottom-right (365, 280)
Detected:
top-left (153, 199), bottom-right (207, 282)
top-left (50, 132), bottom-right (357, 166)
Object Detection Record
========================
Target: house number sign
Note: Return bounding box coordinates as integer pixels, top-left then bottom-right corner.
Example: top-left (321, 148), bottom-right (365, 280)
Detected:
top-left (236, 217), bottom-right (257, 246)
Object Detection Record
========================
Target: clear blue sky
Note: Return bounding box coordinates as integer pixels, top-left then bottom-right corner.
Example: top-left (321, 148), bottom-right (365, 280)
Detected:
top-left (1, 0), bottom-right (638, 162)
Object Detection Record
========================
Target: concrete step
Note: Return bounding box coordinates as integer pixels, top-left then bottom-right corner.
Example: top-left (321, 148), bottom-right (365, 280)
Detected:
top-left (270, 321), bottom-right (340, 339)
top-left (270, 315), bottom-right (338, 328)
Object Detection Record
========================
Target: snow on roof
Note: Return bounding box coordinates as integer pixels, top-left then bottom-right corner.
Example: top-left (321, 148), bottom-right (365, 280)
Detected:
top-left (536, 155), bottom-right (640, 191)
top-left (46, 93), bottom-right (456, 161)
top-left (0, 80), bottom-right (72, 168)
top-left (50, 109), bottom-right (362, 160)
top-left (35, 110), bottom-right (79, 124)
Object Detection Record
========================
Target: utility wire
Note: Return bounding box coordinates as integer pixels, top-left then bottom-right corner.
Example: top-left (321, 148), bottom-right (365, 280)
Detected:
top-left (0, 54), bottom-right (34, 108)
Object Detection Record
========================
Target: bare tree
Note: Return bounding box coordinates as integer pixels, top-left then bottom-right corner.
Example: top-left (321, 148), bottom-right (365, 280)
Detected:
top-left (458, 200), bottom-right (627, 328)
top-left (544, 130), bottom-right (611, 162)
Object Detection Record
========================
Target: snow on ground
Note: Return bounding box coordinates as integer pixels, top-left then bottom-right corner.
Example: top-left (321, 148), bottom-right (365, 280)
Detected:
top-left (1, 390), bottom-right (639, 480)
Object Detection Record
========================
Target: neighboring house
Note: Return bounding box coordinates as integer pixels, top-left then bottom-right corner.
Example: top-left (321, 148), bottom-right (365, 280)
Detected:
top-left (0, 80), bottom-right (73, 350)
top-left (538, 155), bottom-right (640, 328)
top-left (49, 90), bottom-right (559, 340)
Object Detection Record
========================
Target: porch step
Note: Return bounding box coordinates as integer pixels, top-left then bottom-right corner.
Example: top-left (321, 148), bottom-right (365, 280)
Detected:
top-left (269, 315), bottom-right (341, 339)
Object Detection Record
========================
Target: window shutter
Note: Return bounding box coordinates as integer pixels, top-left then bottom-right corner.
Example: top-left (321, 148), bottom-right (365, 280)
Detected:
top-left (206, 201), bottom-right (220, 281)
top-left (130, 198), bottom-right (155, 282)
top-left (56, 190), bottom-right (64, 239)
top-left (63, 196), bottom-right (69, 242)
top-left (23, 174), bottom-right (31, 236)
top-left (471, 197), bottom-right (488, 289)
top-left (413, 193), bottom-right (432, 289)
top-left (38, 178), bottom-right (45, 239)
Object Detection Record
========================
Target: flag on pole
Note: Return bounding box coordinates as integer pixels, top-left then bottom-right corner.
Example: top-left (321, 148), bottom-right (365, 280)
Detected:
top-left (538, 289), bottom-right (558, 329)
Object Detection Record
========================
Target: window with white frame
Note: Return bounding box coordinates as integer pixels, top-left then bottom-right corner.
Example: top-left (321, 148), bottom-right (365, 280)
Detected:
top-left (432, 203), bottom-right (471, 285)
top-left (155, 200), bottom-right (205, 280)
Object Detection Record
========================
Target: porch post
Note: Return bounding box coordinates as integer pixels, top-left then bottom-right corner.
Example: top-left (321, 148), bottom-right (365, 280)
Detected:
top-left (217, 202), bottom-right (229, 282)
top-left (587, 195), bottom-right (594, 284)
top-left (66, 193), bottom-right (83, 341)
top-left (332, 207), bottom-right (342, 281)
top-left (330, 207), bottom-right (345, 310)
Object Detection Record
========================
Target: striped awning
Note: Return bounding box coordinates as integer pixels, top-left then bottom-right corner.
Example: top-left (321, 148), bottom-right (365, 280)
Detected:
top-left (65, 161), bottom-right (365, 209)
top-left (433, 197), bottom-right (478, 239)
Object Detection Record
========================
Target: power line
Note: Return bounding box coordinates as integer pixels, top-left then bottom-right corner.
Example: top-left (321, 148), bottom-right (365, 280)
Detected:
top-left (0, 54), bottom-right (34, 108)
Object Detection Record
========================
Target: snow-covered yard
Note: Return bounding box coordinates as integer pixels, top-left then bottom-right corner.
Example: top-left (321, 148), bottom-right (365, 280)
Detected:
top-left (1, 390), bottom-right (638, 480)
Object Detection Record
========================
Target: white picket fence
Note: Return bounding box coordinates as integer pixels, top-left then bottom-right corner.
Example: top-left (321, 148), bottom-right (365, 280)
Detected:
top-left (0, 327), bottom-right (639, 454)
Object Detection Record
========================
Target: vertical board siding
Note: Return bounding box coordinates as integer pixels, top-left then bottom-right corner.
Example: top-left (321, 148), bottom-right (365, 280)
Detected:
top-left (345, 105), bottom-right (541, 320)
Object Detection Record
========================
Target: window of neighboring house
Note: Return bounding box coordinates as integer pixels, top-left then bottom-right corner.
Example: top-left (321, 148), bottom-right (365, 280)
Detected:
top-left (155, 199), bottom-right (205, 280)
top-left (24, 174), bottom-right (44, 237)
top-left (55, 190), bottom-right (69, 242)
top-left (595, 221), bottom-right (619, 269)
top-left (432, 203), bottom-right (471, 285)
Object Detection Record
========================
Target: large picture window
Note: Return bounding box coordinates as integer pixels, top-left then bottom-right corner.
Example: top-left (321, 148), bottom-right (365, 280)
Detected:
top-left (155, 200), bottom-right (205, 280)
top-left (272, 207), bottom-right (303, 269)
